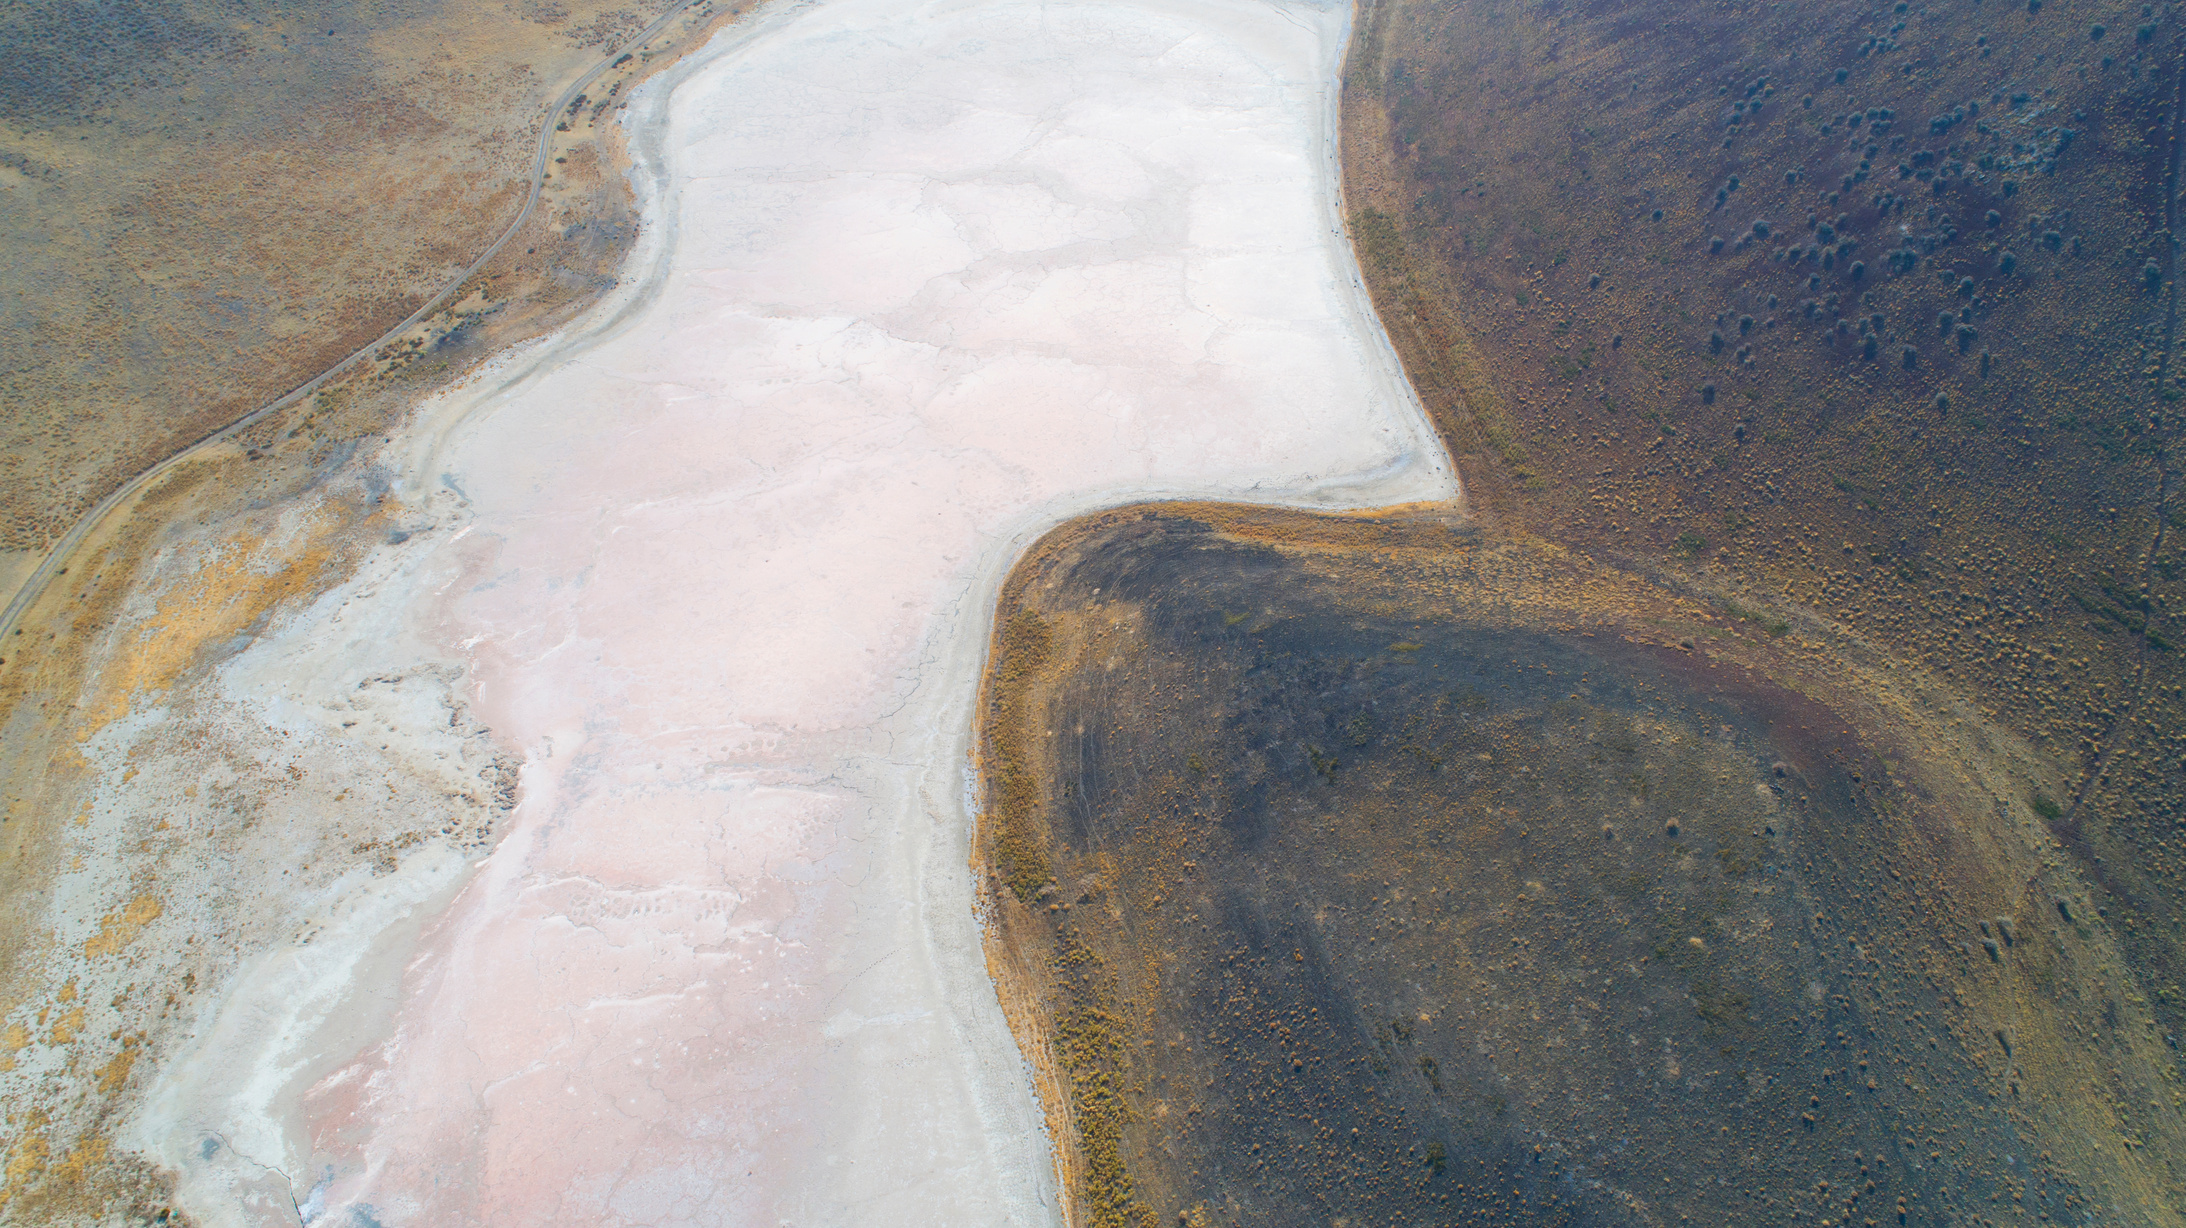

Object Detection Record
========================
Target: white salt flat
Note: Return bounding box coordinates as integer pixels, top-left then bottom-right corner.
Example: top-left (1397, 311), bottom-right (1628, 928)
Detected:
top-left (130, 0), bottom-right (1452, 1222)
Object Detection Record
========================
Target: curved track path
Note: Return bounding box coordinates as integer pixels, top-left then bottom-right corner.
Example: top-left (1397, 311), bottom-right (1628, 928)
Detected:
top-left (0, 0), bottom-right (707, 646)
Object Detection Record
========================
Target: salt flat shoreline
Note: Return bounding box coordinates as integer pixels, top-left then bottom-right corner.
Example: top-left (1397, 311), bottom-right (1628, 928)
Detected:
top-left (129, 1), bottom-right (1456, 1222)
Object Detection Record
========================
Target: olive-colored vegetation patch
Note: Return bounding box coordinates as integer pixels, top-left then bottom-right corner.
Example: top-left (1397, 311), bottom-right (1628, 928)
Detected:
top-left (989, 608), bottom-right (1059, 902)
top-left (977, 508), bottom-right (2184, 1228)
top-left (1344, 0), bottom-right (2186, 1109)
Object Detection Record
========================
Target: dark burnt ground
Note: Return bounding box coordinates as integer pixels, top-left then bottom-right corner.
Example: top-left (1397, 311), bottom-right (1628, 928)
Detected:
top-left (1343, 0), bottom-right (2186, 1145)
top-left (980, 509), bottom-right (2181, 1228)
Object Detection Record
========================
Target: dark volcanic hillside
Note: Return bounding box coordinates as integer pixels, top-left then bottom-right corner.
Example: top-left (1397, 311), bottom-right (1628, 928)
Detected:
top-left (1345, 0), bottom-right (2186, 1121)
top-left (979, 507), bottom-right (2185, 1228)
top-left (972, 3), bottom-right (2186, 1225)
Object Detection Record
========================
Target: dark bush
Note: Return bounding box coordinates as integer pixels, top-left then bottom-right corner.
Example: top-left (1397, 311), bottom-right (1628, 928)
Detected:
top-left (1999, 250), bottom-right (2018, 274)
top-left (1903, 345), bottom-right (1919, 369)
top-left (1701, 383), bottom-right (1717, 403)
top-left (2091, 24), bottom-right (2106, 40)
top-left (1710, 330), bottom-right (1726, 352)
top-left (1710, 236), bottom-right (1726, 253)
top-left (1938, 311), bottom-right (1955, 335)
top-left (1863, 336), bottom-right (1879, 360)
top-left (1957, 323), bottom-right (1979, 351)
top-left (1652, 208), bottom-right (1665, 221)
top-left (1985, 209), bottom-right (2001, 227)
top-left (2027, 0), bottom-right (2040, 13)
top-left (1753, 219), bottom-right (1771, 237)
top-left (1850, 260), bottom-right (1866, 279)
top-left (2146, 258), bottom-right (2164, 289)
top-left (1837, 68), bottom-right (1850, 83)
top-left (2043, 229), bottom-right (2064, 250)
top-left (1958, 276), bottom-right (1977, 297)
top-left (1589, 272), bottom-right (1602, 289)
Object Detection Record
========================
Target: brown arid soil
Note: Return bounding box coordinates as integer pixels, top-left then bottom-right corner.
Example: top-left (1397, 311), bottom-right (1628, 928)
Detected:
top-left (973, 0), bottom-right (2186, 1224)
top-left (0, 0), bottom-right (724, 586)
top-left (0, 2), bottom-right (755, 1221)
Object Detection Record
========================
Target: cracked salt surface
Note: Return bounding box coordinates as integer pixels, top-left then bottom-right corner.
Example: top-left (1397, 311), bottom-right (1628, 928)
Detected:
top-left (133, 0), bottom-right (1453, 1222)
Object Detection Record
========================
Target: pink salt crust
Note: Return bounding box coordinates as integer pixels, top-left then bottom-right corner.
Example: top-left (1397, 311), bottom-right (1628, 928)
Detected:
top-left (300, 0), bottom-right (1450, 1222)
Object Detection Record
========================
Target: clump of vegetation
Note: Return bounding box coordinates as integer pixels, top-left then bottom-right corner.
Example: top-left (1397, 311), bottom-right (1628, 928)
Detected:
top-left (986, 608), bottom-right (1058, 900)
